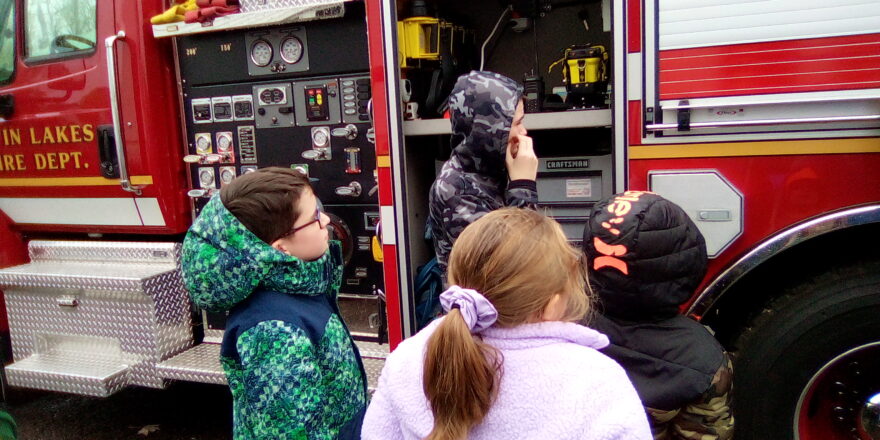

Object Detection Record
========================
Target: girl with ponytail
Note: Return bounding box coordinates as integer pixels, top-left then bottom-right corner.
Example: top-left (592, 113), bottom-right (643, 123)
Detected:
top-left (362, 208), bottom-right (651, 440)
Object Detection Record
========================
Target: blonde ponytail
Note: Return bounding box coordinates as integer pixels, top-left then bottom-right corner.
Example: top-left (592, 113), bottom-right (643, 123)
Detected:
top-left (423, 308), bottom-right (501, 440)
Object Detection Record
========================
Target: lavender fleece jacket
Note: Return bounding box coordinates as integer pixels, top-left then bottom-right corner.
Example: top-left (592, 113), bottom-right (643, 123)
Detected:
top-left (362, 318), bottom-right (652, 440)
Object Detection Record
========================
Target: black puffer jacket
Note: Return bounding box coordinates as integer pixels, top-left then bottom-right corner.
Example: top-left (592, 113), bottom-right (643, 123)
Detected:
top-left (583, 192), bottom-right (733, 439)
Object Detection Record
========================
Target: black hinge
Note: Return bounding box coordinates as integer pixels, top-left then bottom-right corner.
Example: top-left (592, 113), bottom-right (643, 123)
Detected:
top-left (97, 125), bottom-right (120, 178)
top-left (677, 100), bottom-right (691, 131)
top-left (0, 94), bottom-right (13, 119)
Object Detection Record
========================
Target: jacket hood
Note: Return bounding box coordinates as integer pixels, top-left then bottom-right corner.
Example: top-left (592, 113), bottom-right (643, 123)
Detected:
top-left (582, 192), bottom-right (707, 322)
top-left (181, 195), bottom-right (341, 312)
top-left (447, 71), bottom-right (523, 178)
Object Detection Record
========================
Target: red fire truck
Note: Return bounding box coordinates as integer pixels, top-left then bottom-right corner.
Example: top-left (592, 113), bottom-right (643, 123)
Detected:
top-left (0, 0), bottom-right (877, 438)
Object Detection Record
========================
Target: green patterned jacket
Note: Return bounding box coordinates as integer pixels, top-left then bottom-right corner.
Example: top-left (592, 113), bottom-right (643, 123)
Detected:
top-left (181, 196), bottom-right (367, 439)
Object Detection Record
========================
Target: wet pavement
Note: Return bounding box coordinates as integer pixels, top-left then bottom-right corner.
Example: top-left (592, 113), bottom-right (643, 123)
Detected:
top-left (5, 382), bottom-right (233, 440)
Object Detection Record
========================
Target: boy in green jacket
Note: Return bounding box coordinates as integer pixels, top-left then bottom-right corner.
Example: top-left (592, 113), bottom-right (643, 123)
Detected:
top-left (181, 167), bottom-right (366, 439)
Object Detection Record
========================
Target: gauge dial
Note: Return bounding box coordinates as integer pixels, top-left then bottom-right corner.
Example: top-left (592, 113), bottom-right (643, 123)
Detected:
top-left (220, 168), bottom-right (235, 184)
top-left (195, 135), bottom-right (211, 154)
top-left (199, 170), bottom-right (215, 187)
top-left (312, 129), bottom-right (329, 147)
top-left (280, 37), bottom-right (303, 64)
top-left (216, 133), bottom-right (232, 152)
top-left (250, 40), bottom-right (273, 67)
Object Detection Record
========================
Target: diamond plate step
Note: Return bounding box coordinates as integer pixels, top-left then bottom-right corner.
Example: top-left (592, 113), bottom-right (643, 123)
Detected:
top-left (355, 340), bottom-right (389, 394)
top-left (156, 340), bottom-right (388, 392)
top-left (6, 353), bottom-right (129, 397)
top-left (156, 344), bottom-right (226, 385)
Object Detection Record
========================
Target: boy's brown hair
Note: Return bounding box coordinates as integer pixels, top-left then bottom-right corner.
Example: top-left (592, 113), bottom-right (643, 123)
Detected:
top-left (220, 167), bottom-right (311, 244)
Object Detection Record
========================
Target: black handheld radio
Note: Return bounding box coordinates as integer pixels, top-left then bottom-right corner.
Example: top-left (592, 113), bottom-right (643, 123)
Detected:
top-left (523, 73), bottom-right (544, 113)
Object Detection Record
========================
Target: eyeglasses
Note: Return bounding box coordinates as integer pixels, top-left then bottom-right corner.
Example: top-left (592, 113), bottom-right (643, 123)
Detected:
top-left (280, 199), bottom-right (324, 239)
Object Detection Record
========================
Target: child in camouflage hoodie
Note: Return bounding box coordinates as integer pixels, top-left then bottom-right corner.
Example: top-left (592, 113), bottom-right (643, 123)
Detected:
top-left (181, 167), bottom-right (366, 440)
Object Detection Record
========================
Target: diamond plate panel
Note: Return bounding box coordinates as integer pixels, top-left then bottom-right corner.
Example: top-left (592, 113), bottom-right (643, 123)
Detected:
top-left (1, 241), bottom-right (194, 395)
top-left (354, 339), bottom-right (389, 360)
top-left (240, 0), bottom-right (346, 12)
top-left (361, 357), bottom-right (384, 395)
top-left (0, 262), bottom-right (181, 294)
top-left (156, 343), bottom-right (227, 385)
top-left (27, 241), bottom-right (180, 265)
top-left (6, 352), bottom-right (129, 397)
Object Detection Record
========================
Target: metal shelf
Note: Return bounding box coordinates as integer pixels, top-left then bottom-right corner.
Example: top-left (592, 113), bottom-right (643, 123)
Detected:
top-left (403, 109), bottom-right (612, 136)
top-left (151, 1), bottom-right (349, 39)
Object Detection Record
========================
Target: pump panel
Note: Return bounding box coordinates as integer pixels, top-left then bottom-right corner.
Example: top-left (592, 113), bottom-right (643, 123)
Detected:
top-left (175, 3), bottom-right (383, 341)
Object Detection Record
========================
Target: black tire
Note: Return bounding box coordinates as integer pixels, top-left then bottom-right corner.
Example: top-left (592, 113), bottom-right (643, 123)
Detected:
top-left (732, 260), bottom-right (880, 440)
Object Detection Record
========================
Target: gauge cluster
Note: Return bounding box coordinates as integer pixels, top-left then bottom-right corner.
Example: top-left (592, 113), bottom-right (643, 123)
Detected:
top-left (245, 27), bottom-right (309, 76)
top-left (176, 1), bottom-right (384, 317)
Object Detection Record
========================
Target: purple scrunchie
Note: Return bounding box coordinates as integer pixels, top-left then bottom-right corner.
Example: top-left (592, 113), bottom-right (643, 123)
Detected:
top-left (439, 285), bottom-right (498, 333)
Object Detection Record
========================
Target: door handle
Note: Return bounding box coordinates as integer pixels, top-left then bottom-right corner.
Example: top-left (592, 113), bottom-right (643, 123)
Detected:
top-left (105, 31), bottom-right (141, 195)
top-left (97, 125), bottom-right (119, 178)
top-left (0, 94), bottom-right (13, 119)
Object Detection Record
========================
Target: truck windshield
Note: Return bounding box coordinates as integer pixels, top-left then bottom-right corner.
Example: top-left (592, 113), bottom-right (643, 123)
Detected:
top-left (0, 0), bottom-right (14, 84)
top-left (24, 0), bottom-right (96, 61)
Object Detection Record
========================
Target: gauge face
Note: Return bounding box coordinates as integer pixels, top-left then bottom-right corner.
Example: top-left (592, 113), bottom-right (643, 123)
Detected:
top-left (195, 135), bottom-right (210, 153)
top-left (220, 168), bottom-right (235, 184)
top-left (199, 170), bottom-right (214, 187)
top-left (312, 129), bottom-right (329, 147)
top-left (216, 134), bottom-right (232, 151)
top-left (280, 37), bottom-right (303, 64)
top-left (250, 40), bottom-right (273, 67)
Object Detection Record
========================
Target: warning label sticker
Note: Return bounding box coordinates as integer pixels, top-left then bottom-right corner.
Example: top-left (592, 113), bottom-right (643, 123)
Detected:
top-left (566, 179), bottom-right (592, 198)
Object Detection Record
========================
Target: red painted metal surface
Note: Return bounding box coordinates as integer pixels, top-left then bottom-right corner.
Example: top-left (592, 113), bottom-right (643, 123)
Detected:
top-left (627, 100), bottom-right (641, 146)
top-left (0, 211), bottom-right (27, 335)
top-left (0, 0), bottom-right (189, 234)
top-left (381, 244), bottom-right (403, 349)
top-left (626, 0), bottom-right (640, 53)
top-left (659, 33), bottom-right (880, 100)
top-left (364, 0), bottom-right (402, 348)
top-left (628, 152), bottom-right (880, 304)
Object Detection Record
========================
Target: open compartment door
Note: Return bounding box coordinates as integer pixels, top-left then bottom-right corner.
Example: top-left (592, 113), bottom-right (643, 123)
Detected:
top-left (640, 0), bottom-right (880, 142)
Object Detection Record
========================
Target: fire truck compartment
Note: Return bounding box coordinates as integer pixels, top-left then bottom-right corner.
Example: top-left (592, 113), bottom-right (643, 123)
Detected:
top-left (0, 241), bottom-right (193, 397)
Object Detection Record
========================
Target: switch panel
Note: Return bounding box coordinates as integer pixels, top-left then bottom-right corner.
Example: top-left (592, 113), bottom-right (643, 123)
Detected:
top-left (253, 83), bottom-right (295, 129)
top-left (232, 94), bottom-right (254, 120)
top-left (292, 79), bottom-right (341, 126)
top-left (191, 98), bottom-right (212, 124)
top-left (211, 96), bottom-right (233, 122)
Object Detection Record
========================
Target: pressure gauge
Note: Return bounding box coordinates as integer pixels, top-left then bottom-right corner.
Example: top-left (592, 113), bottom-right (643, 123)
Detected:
top-left (198, 168), bottom-right (216, 188)
top-left (280, 37), bottom-right (304, 64)
top-left (195, 133), bottom-right (212, 154)
top-left (250, 40), bottom-right (273, 67)
top-left (219, 166), bottom-right (236, 185)
top-left (216, 132), bottom-right (233, 152)
top-left (312, 128), bottom-right (329, 148)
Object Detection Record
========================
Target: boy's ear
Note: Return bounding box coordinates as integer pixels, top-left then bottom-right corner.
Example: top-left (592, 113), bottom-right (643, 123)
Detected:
top-left (270, 239), bottom-right (291, 256)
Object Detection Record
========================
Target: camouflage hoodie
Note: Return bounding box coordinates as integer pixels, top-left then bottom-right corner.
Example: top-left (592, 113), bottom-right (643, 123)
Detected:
top-left (428, 71), bottom-right (537, 274)
top-left (181, 196), bottom-right (366, 440)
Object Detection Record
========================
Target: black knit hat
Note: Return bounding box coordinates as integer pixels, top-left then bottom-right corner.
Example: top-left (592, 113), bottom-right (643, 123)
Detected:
top-left (582, 192), bottom-right (708, 321)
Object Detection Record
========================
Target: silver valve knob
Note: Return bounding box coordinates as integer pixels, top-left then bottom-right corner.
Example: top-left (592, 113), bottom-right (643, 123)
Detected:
top-left (187, 189), bottom-right (210, 198)
top-left (335, 181), bottom-right (362, 197)
top-left (331, 124), bottom-right (358, 140)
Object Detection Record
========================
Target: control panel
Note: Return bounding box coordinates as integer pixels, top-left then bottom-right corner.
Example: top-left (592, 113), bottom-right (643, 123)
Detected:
top-left (175, 3), bottom-right (383, 341)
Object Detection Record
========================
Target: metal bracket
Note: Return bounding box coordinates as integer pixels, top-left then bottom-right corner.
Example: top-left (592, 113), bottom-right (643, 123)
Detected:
top-left (677, 100), bottom-right (691, 132)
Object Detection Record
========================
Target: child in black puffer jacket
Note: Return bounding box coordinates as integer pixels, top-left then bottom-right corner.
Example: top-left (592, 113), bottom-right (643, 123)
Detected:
top-left (581, 191), bottom-right (734, 440)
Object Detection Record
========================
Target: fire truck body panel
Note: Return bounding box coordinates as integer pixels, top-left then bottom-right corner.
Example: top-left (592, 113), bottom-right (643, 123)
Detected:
top-left (0, 0), bottom-right (878, 437)
top-left (0, 0), bottom-right (189, 234)
top-left (628, 150), bottom-right (880, 294)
